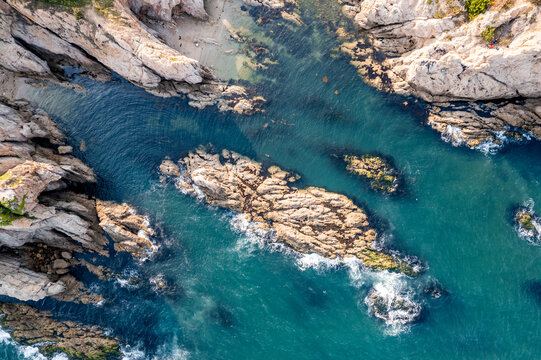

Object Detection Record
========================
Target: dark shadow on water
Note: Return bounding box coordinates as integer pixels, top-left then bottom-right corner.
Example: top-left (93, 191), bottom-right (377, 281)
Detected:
top-left (209, 304), bottom-right (235, 328)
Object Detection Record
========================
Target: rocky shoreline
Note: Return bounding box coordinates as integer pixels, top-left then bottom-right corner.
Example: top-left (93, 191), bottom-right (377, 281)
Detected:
top-left (0, 95), bottom-right (159, 358)
top-left (0, 0), bottom-right (268, 114)
top-left (337, 0), bottom-right (541, 149)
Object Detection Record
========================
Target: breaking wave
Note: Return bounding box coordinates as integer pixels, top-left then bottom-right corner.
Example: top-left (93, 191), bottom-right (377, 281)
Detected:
top-left (225, 212), bottom-right (425, 335)
top-left (0, 327), bottom-right (68, 360)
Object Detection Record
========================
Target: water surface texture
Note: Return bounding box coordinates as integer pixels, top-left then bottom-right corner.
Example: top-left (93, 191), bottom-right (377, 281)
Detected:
top-left (3, 4), bottom-right (541, 359)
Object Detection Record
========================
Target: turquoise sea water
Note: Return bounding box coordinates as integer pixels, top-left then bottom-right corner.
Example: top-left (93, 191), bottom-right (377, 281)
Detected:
top-left (2, 4), bottom-right (541, 359)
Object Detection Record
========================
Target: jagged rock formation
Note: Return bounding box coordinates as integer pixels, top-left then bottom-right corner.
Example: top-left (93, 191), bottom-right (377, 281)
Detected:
top-left (0, 99), bottom-right (156, 303)
top-left (514, 204), bottom-right (541, 245)
top-left (97, 200), bottom-right (156, 258)
top-left (0, 0), bottom-right (265, 114)
top-left (160, 148), bottom-right (415, 274)
top-left (0, 302), bottom-right (121, 360)
top-left (339, 0), bottom-right (541, 148)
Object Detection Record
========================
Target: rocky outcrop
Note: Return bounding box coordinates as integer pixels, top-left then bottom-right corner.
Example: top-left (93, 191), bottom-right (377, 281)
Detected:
top-left (96, 200), bottom-right (156, 258)
top-left (0, 99), bottom-right (156, 303)
top-left (1, 0), bottom-right (264, 114)
top-left (514, 203), bottom-right (541, 245)
top-left (342, 153), bottom-right (401, 194)
top-left (339, 0), bottom-right (541, 148)
top-left (160, 148), bottom-right (415, 274)
top-left (0, 302), bottom-right (122, 360)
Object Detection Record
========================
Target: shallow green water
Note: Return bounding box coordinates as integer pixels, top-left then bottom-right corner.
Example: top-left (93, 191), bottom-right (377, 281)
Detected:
top-left (2, 3), bottom-right (541, 359)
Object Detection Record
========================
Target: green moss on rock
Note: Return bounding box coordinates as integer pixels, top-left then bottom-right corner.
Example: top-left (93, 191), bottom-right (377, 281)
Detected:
top-left (343, 154), bottom-right (400, 194)
top-left (0, 303), bottom-right (122, 360)
top-left (361, 249), bottom-right (417, 277)
top-left (0, 195), bottom-right (27, 226)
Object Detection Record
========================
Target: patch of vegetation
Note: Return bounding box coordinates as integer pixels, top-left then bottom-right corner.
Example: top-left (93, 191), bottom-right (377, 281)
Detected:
top-left (481, 25), bottom-right (496, 42)
top-left (465, 0), bottom-right (492, 20)
top-left (73, 7), bottom-right (85, 19)
top-left (0, 195), bottom-right (27, 226)
top-left (434, 9), bottom-right (445, 18)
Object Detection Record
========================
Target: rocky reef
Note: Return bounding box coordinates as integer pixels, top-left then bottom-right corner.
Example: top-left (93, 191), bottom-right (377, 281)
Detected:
top-left (0, 0), bottom-right (265, 114)
top-left (338, 0), bottom-right (541, 148)
top-left (342, 153), bottom-right (401, 194)
top-left (514, 204), bottom-right (540, 244)
top-left (160, 148), bottom-right (416, 274)
top-left (0, 302), bottom-right (121, 360)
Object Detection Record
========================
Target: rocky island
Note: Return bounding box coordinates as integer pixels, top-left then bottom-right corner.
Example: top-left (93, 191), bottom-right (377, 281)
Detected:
top-left (160, 148), bottom-right (416, 274)
top-left (514, 204), bottom-right (540, 244)
top-left (342, 153), bottom-right (401, 194)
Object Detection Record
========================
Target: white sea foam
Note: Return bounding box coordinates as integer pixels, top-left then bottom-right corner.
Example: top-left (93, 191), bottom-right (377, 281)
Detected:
top-left (121, 340), bottom-right (190, 360)
top-left (364, 272), bottom-right (421, 336)
top-left (440, 125), bottom-right (466, 146)
top-left (225, 212), bottom-right (423, 335)
top-left (515, 199), bottom-right (541, 245)
top-left (0, 327), bottom-right (48, 360)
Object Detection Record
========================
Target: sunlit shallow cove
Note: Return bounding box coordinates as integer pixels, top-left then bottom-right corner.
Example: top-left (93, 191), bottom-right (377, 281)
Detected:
top-left (3, 1), bottom-right (541, 359)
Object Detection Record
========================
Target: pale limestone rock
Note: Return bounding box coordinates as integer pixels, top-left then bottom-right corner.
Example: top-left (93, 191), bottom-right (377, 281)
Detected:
top-left (341, 0), bottom-right (541, 146)
top-left (129, 0), bottom-right (208, 21)
top-left (0, 3), bottom-right (51, 76)
top-left (0, 255), bottom-right (65, 301)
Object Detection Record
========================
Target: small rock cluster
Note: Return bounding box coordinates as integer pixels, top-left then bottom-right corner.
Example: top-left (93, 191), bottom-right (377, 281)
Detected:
top-left (343, 154), bottom-right (400, 194)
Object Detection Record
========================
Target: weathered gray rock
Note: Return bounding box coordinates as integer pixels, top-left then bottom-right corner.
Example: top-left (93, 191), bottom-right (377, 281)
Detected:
top-left (0, 255), bottom-right (65, 301)
top-left (340, 0), bottom-right (541, 147)
top-left (0, 100), bottom-right (157, 303)
top-left (129, 0), bottom-right (208, 21)
top-left (2, 0), bottom-right (265, 114)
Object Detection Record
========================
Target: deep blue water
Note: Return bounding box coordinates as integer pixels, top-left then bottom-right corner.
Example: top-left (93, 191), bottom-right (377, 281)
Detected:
top-left (2, 3), bottom-right (541, 359)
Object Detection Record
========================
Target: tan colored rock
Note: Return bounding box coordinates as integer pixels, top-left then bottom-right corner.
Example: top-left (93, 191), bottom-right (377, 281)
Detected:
top-left (96, 200), bottom-right (156, 257)
top-left (161, 148), bottom-right (415, 273)
top-left (0, 303), bottom-right (121, 359)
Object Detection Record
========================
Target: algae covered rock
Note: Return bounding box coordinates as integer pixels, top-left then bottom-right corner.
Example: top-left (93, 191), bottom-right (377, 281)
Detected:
top-left (343, 154), bottom-right (401, 194)
top-left (0, 302), bottom-right (122, 360)
top-left (514, 205), bottom-right (540, 245)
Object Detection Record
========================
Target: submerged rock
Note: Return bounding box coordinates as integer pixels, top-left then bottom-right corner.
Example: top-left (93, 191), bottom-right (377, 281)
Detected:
top-left (343, 154), bottom-right (400, 194)
top-left (0, 302), bottom-right (122, 360)
top-left (514, 205), bottom-right (541, 245)
top-left (160, 148), bottom-right (416, 274)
